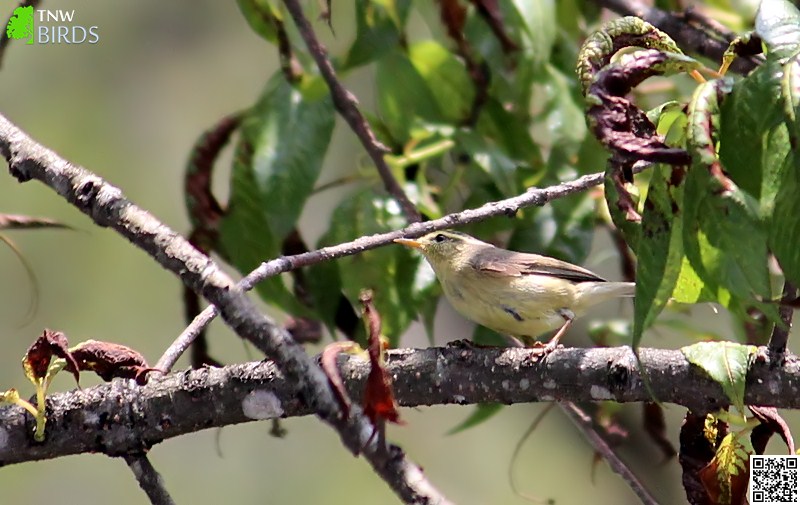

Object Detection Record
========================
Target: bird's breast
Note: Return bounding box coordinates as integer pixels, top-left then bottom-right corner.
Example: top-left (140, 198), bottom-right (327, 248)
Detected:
top-left (438, 272), bottom-right (572, 338)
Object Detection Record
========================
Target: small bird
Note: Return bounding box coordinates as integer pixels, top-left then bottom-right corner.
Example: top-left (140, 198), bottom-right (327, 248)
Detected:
top-left (395, 230), bottom-right (635, 352)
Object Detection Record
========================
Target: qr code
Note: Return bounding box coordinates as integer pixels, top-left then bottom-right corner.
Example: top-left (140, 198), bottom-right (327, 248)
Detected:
top-left (751, 455), bottom-right (800, 504)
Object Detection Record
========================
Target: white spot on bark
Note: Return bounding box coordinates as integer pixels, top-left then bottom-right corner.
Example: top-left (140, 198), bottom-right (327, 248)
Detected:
top-left (769, 381), bottom-right (780, 395)
top-left (242, 390), bottom-right (283, 420)
top-left (543, 380), bottom-right (556, 389)
top-left (519, 378), bottom-right (530, 390)
top-left (0, 428), bottom-right (8, 448)
top-left (590, 385), bottom-right (612, 400)
top-left (453, 395), bottom-right (466, 403)
top-left (502, 380), bottom-right (511, 390)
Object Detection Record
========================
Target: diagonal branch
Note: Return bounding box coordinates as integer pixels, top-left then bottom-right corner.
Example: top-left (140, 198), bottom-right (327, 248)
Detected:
top-left (3, 345), bottom-right (798, 466)
top-left (0, 113), bottom-right (451, 505)
top-left (281, 0), bottom-right (421, 223)
top-left (124, 453), bottom-right (176, 505)
top-left (157, 161), bottom-right (653, 372)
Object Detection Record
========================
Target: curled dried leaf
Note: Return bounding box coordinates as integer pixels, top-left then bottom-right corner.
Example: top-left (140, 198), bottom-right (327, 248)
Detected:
top-left (360, 290), bottom-right (402, 426)
top-left (319, 340), bottom-right (361, 418)
top-left (22, 329), bottom-right (80, 385)
top-left (69, 340), bottom-right (160, 385)
top-left (586, 50), bottom-right (692, 166)
top-left (750, 405), bottom-right (796, 454)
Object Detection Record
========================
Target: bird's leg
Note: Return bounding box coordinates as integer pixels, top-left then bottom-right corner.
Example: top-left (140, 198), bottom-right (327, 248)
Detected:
top-left (538, 309), bottom-right (575, 354)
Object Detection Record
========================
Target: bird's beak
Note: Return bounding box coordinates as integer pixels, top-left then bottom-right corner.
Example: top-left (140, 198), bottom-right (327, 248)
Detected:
top-left (394, 237), bottom-right (423, 249)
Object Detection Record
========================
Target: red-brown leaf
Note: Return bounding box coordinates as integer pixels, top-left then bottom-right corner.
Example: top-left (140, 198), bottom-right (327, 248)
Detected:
top-left (320, 340), bottom-right (359, 418)
top-left (749, 405), bottom-right (796, 454)
top-left (360, 291), bottom-right (402, 425)
top-left (23, 329), bottom-right (80, 384)
top-left (70, 340), bottom-right (159, 385)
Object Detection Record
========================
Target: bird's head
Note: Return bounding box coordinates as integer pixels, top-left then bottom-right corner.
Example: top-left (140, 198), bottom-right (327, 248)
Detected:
top-left (394, 230), bottom-right (489, 270)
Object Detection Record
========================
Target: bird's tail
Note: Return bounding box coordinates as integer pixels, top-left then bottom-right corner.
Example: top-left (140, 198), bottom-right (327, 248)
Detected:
top-left (576, 281), bottom-right (636, 309)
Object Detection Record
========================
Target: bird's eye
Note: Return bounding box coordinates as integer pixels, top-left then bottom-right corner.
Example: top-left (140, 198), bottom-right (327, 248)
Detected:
top-left (434, 234), bottom-right (447, 243)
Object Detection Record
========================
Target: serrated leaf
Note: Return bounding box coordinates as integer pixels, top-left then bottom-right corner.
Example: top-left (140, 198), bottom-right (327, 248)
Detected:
top-left (219, 74), bottom-right (334, 314)
top-left (681, 341), bottom-right (756, 415)
top-left (632, 166), bottom-right (685, 349)
top-left (698, 432), bottom-right (751, 505)
top-left (447, 403), bottom-right (504, 435)
top-left (682, 167), bottom-right (774, 314)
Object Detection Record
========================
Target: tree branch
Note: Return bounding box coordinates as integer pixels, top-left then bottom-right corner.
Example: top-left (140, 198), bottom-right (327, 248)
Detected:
top-left (2, 345), bottom-right (797, 466)
top-left (124, 453), bottom-right (176, 505)
top-left (157, 161), bottom-right (653, 372)
top-left (281, 0), bottom-right (421, 223)
top-left (0, 113), bottom-right (450, 505)
top-left (596, 0), bottom-right (762, 75)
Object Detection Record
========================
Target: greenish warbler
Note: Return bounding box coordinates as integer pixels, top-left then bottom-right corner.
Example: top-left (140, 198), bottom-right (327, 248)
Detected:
top-left (395, 230), bottom-right (635, 352)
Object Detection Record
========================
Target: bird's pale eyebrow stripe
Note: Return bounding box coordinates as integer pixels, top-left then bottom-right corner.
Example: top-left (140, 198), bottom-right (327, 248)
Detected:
top-left (502, 305), bottom-right (524, 322)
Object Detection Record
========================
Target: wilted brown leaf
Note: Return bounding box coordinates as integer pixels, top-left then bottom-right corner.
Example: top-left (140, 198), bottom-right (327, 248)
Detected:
top-left (360, 290), bottom-right (401, 426)
top-left (23, 329), bottom-right (80, 384)
top-left (69, 340), bottom-right (159, 385)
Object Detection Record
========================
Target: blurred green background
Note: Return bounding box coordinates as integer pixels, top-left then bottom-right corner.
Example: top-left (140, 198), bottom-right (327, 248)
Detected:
top-left (0, 1), bottom-right (794, 504)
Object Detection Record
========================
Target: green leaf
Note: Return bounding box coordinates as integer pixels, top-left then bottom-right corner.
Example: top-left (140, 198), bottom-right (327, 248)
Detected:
top-left (322, 190), bottom-right (437, 345)
top-left (507, 191), bottom-right (594, 265)
top-left (408, 41), bottom-right (475, 123)
top-left (756, 0), bottom-right (800, 60)
top-left (632, 166), bottom-right (685, 349)
top-left (603, 168), bottom-right (641, 252)
top-left (304, 257), bottom-right (345, 335)
top-left (219, 74), bottom-right (334, 313)
top-left (476, 98), bottom-right (542, 167)
top-left (682, 167), bottom-right (773, 309)
top-left (375, 50), bottom-right (442, 144)
top-left (681, 341), bottom-right (756, 414)
top-left (236, 0), bottom-right (281, 43)
top-left (538, 64), bottom-right (587, 155)
top-left (447, 403), bottom-right (504, 435)
top-left (719, 60), bottom-right (787, 205)
top-left (671, 254), bottom-right (726, 304)
top-left (770, 155), bottom-right (800, 285)
top-left (343, 0), bottom-right (412, 69)
top-left (456, 130), bottom-right (520, 196)
top-left (509, 0), bottom-right (556, 68)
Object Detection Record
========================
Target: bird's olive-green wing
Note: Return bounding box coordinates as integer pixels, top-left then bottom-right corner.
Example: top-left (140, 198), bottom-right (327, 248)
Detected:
top-left (469, 248), bottom-right (608, 283)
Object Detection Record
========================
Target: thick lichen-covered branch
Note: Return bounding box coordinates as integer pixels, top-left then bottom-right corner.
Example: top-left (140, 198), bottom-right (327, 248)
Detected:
top-left (1, 345), bottom-right (798, 466)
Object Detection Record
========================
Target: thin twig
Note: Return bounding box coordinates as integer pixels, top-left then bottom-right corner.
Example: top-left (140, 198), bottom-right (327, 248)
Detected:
top-left (560, 402), bottom-right (659, 505)
top-left (769, 281), bottom-right (796, 355)
top-left (281, 0), bottom-right (421, 223)
top-left (3, 345), bottom-right (799, 466)
top-left (596, 0), bottom-right (762, 75)
top-left (123, 453), bottom-right (176, 505)
top-left (0, 0), bottom-right (41, 70)
top-left (156, 161), bottom-right (653, 372)
top-left (0, 113), bottom-right (451, 505)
